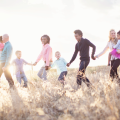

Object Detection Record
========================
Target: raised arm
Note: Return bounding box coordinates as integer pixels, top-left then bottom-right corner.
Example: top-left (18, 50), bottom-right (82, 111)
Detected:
top-left (113, 40), bottom-right (120, 49)
top-left (69, 44), bottom-right (78, 64)
top-left (96, 42), bottom-right (109, 58)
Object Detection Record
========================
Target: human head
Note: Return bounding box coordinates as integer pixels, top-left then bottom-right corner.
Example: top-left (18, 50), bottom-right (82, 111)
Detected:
top-left (41, 35), bottom-right (50, 45)
top-left (2, 34), bottom-right (9, 43)
top-left (15, 51), bottom-right (22, 59)
top-left (74, 30), bottom-right (83, 41)
top-left (109, 29), bottom-right (116, 41)
top-left (117, 30), bottom-right (120, 40)
top-left (55, 51), bottom-right (61, 59)
top-left (0, 36), bottom-right (3, 43)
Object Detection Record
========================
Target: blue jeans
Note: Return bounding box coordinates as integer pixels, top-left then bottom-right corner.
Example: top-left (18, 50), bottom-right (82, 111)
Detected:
top-left (37, 62), bottom-right (51, 80)
top-left (77, 60), bottom-right (90, 87)
top-left (16, 73), bottom-right (28, 85)
top-left (58, 71), bottom-right (67, 81)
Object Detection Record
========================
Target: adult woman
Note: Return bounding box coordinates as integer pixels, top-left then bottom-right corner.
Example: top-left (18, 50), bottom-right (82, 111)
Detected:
top-left (95, 29), bottom-right (120, 80)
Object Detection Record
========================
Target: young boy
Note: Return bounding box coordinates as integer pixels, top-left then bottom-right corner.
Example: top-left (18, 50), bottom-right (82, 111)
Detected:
top-left (51, 51), bottom-right (67, 85)
top-left (67, 30), bottom-right (96, 88)
top-left (12, 51), bottom-right (33, 87)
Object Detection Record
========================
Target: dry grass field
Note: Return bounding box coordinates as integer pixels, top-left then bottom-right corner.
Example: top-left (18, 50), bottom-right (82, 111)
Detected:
top-left (0, 66), bottom-right (120, 120)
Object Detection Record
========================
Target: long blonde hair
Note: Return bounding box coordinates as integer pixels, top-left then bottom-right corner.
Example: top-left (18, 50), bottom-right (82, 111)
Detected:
top-left (109, 29), bottom-right (118, 44)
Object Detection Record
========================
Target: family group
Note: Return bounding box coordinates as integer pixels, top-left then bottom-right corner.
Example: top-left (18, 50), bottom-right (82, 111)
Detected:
top-left (0, 29), bottom-right (120, 88)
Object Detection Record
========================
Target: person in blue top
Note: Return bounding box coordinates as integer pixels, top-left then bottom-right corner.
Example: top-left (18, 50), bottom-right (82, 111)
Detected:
top-left (51, 51), bottom-right (67, 85)
top-left (0, 34), bottom-right (14, 88)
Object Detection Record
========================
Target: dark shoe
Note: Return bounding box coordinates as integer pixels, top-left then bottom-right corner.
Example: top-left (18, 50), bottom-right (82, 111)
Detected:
top-left (108, 63), bottom-right (110, 66)
top-left (23, 84), bottom-right (28, 88)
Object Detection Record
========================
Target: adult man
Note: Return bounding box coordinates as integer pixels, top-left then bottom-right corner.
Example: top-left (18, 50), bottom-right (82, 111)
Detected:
top-left (0, 34), bottom-right (14, 87)
top-left (67, 30), bottom-right (96, 87)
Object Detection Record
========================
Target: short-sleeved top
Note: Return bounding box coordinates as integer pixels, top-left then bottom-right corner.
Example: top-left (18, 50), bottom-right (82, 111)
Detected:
top-left (51, 57), bottom-right (67, 75)
top-left (12, 58), bottom-right (28, 77)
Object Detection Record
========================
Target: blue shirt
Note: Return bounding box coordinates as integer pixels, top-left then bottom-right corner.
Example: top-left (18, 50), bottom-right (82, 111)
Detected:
top-left (12, 58), bottom-right (28, 77)
top-left (51, 57), bottom-right (67, 75)
top-left (0, 41), bottom-right (13, 67)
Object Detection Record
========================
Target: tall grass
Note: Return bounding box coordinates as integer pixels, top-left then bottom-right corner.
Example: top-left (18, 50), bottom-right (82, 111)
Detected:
top-left (0, 66), bottom-right (120, 120)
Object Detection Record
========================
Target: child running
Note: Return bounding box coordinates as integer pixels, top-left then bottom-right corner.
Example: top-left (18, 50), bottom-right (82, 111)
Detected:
top-left (0, 36), bottom-right (4, 58)
top-left (108, 30), bottom-right (120, 66)
top-left (12, 51), bottom-right (33, 87)
top-left (33, 35), bottom-right (52, 81)
top-left (51, 51), bottom-right (67, 85)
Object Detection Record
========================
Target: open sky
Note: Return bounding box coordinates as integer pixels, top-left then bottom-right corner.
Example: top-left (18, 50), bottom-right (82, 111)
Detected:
top-left (0, 0), bottom-right (120, 71)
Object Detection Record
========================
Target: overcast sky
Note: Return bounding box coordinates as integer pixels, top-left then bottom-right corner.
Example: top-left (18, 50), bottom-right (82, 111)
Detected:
top-left (0, 0), bottom-right (120, 70)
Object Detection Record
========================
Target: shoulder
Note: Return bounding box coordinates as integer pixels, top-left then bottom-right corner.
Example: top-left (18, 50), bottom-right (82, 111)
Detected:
top-left (82, 38), bottom-right (90, 42)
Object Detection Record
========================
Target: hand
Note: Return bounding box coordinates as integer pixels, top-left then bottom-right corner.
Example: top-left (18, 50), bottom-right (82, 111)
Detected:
top-left (45, 66), bottom-right (49, 70)
top-left (2, 67), bottom-right (6, 72)
top-left (91, 55), bottom-right (96, 60)
top-left (67, 63), bottom-right (70, 67)
top-left (33, 62), bottom-right (37, 66)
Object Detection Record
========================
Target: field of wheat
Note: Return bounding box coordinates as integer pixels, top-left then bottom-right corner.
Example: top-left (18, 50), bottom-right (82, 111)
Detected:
top-left (0, 66), bottom-right (120, 120)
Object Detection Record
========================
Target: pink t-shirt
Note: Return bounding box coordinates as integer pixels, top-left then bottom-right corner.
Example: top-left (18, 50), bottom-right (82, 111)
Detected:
top-left (36, 44), bottom-right (52, 66)
top-left (0, 43), bottom-right (4, 51)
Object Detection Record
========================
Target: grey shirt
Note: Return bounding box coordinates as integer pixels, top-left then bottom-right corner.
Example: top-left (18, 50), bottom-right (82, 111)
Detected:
top-left (12, 58), bottom-right (28, 77)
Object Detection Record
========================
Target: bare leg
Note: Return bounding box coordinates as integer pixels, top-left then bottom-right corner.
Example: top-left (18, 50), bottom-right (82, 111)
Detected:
top-left (108, 52), bottom-right (111, 66)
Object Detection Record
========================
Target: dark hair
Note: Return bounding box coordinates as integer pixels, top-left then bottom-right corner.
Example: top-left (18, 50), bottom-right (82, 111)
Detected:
top-left (15, 50), bottom-right (21, 55)
top-left (117, 30), bottom-right (120, 35)
top-left (74, 30), bottom-right (83, 36)
top-left (41, 35), bottom-right (50, 44)
top-left (0, 36), bottom-right (2, 42)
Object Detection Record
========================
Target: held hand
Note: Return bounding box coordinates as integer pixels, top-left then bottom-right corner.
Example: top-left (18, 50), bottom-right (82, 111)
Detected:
top-left (67, 63), bottom-right (70, 67)
top-left (91, 55), bottom-right (96, 60)
top-left (2, 67), bottom-right (6, 72)
top-left (45, 66), bottom-right (49, 70)
top-left (33, 62), bottom-right (37, 66)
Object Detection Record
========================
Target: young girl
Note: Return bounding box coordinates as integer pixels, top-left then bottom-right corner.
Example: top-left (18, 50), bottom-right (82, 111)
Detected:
top-left (0, 36), bottom-right (4, 58)
top-left (108, 30), bottom-right (120, 66)
top-left (12, 51), bottom-right (33, 87)
top-left (33, 35), bottom-right (52, 81)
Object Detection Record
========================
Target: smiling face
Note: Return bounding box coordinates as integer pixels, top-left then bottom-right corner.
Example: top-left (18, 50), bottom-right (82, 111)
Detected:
top-left (41, 37), bottom-right (49, 45)
top-left (55, 52), bottom-right (61, 59)
top-left (16, 51), bottom-right (22, 59)
top-left (110, 30), bottom-right (116, 40)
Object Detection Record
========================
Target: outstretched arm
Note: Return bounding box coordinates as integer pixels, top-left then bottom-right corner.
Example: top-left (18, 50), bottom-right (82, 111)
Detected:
top-left (68, 44), bottom-right (78, 65)
top-left (23, 60), bottom-right (33, 66)
top-left (95, 42), bottom-right (109, 58)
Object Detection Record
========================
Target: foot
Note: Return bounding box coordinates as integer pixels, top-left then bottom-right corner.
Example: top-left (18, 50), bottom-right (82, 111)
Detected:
top-left (23, 84), bottom-right (28, 88)
top-left (108, 63), bottom-right (110, 66)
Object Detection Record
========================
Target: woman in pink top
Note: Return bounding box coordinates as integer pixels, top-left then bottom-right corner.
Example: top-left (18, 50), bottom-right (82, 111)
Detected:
top-left (0, 36), bottom-right (4, 58)
top-left (33, 35), bottom-right (52, 81)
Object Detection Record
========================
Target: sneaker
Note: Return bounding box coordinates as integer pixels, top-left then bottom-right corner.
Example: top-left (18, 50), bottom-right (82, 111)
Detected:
top-left (23, 84), bottom-right (28, 88)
